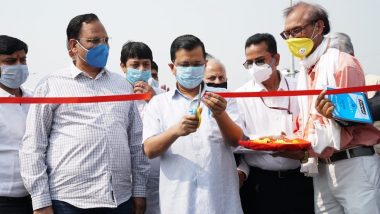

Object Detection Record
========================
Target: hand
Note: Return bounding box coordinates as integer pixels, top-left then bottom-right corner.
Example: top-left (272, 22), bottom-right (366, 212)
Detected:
top-left (202, 92), bottom-right (227, 117)
top-left (132, 197), bottom-right (146, 214)
top-left (272, 150), bottom-right (306, 160)
top-left (134, 81), bottom-right (156, 95)
top-left (173, 115), bottom-right (200, 137)
top-left (315, 90), bottom-right (334, 119)
top-left (160, 84), bottom-right (170, 92)
top-left (34, 206), bottom-right (54, 214)
top-left (237, 170), bottom-right (246, 188)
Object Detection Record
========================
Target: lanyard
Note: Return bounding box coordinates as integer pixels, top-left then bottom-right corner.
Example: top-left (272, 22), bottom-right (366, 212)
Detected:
top-left (260, 78), bottom-right (291, 115)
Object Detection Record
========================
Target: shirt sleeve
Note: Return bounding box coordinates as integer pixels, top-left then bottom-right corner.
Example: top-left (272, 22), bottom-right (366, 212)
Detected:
top-left (142, 96), bottom-right (162, 143)
top-left (128, 101), bottom-right (150, 198)
top-left (19, 81), bottom-right (54, 210)
top-left (225, 97), bottom-right (244, 129)
top-left (237, 156), bottom-right (250, 178)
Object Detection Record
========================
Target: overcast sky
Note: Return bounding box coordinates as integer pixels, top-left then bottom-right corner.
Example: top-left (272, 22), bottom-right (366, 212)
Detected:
top-left (2, 0), bottom-right (379, 90)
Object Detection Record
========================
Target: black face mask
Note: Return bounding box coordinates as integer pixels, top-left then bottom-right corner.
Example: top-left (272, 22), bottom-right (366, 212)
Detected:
top-left (206, 82), bottom-right (227, 89)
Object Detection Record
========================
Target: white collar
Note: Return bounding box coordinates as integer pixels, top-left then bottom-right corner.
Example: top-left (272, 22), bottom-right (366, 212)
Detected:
top-left (301, 37), bottom-right (329, 69)
top-left (69, 63), bottom-right (108, 79)
top-left (0, 86), bottom-right (28, 97)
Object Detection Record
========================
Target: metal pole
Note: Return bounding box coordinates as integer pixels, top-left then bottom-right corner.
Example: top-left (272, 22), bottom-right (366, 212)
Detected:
top-left (289, 0), bottom-right (295, 77)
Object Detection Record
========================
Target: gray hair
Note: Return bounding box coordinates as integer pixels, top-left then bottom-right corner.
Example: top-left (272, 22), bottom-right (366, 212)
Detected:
top-left (329, 32), bottom-right (354, 55)
top-left (283, 1), bottom-right (330, 35)
top-left (205, 53), bottom-right (226, 73)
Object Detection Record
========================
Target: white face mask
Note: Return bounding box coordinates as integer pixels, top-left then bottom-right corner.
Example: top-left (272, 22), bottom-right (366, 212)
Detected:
top-left (0, 64), bottom-right (29, 88)
top-left (248, 61), bottom-right (273, 83)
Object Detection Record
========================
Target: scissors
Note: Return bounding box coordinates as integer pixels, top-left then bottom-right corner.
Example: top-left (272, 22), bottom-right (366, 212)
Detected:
top-left (189, 85), bottom-right (203, 127)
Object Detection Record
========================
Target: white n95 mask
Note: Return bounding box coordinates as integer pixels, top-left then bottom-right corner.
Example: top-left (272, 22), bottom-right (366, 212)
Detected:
top-left (248, 62), bottom-right (273, 83)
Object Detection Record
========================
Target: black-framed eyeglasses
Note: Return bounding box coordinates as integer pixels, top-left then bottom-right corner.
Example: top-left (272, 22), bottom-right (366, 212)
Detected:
top-left (280, 22), bottom-right (314, 40)
top-left (243, 56), bottom-right (273, 70)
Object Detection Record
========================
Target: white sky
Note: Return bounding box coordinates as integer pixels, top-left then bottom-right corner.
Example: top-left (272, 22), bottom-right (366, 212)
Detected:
top-left (2, 0), bottom-right (380, 90)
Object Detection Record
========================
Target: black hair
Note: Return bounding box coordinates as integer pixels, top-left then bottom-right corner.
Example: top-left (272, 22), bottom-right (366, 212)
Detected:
top-left (0, 35), bottom-right (28, 55)
top-left (120, 41), bottom-right (153, 64)
top-left (170, 34), bottom-right (206, 62)
top-left (151, 61), bottom-right (158, 71)
top-left (245, 33), bottom-right (277, 55)
top-left (66, 13), bottom-right (99, 41)
top-left (283, 1), bottom-right (330, 35)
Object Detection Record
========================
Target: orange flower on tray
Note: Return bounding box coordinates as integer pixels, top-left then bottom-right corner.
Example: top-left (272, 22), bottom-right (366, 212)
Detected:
top-left (239, 137), bottom-right (311, 151)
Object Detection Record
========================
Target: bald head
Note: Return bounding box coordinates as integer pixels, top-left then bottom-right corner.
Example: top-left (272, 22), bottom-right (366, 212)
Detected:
top-left (204, 59), bottom-right (227, 84)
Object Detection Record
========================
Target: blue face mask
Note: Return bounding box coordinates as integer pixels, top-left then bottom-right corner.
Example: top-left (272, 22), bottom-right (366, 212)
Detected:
top-left (175, 66), bottom-right (205, 89)
top-left (126, 68), bottom-right (152, 85)
top-left (77, 41), bottom-right (109, 68)
top-left (0, 64), bottom-right (29, 88)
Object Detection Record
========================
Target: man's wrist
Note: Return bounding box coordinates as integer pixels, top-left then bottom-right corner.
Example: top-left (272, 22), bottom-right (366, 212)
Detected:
top-left (237, 170), bottom-right (247, 180)
top-left (213, 110), bottom-right (226, 119)
top-left (300, 150), bottom-right (309, 164)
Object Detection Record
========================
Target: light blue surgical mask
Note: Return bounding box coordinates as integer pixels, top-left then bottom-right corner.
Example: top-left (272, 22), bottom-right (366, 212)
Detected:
top-left (148, 78), bottom-right (160, 88)
top-left (77, 40), bottom-right (109, 68)
top-left (0, 64), bottom-right (29, 88)
top-left (175, 66), bottom-right (205, 89)
top-left (126, 68), bottom-right (152, 85)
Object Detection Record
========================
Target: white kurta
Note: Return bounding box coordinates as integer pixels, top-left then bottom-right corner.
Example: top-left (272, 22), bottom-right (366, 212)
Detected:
top-left (143, 85), bottom-right (243, 214)
top-left (0, 87), bottom-right (32, 197)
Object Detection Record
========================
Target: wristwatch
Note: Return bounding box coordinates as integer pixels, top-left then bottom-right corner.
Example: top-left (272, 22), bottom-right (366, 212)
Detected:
top-left (300, 150), bottom-right (309, 164)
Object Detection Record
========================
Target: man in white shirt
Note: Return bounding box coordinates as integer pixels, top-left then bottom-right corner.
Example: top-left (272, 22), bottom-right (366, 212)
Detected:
top-left (236, 33), bottom-right (314, 214)
top-left (143, 34), bottom-right (244, 214)
top-left (120, 41), bottom-right (162, 214)
top-left (0, 35), bottom-right (32, 214)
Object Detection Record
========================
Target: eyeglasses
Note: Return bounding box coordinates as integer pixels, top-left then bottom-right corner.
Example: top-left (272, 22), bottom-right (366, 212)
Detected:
top-left (243, 56), bottom-right (273, 69)
top-left (280, 22), bottom-right (314, 40)
top-left (77, 37), bottom-right (110, 45)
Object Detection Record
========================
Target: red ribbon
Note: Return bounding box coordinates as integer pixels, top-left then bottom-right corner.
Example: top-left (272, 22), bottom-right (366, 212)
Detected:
top-left (0, 93), bottom-right (151, 104)
top-left (0, 84), bottom-right (379, 104)
top-left (216, 84), bottom-right (380, 98)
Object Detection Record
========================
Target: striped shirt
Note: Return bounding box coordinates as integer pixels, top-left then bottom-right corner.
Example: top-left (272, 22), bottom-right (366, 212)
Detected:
top-left (20, 65), bottom-right (149, 210)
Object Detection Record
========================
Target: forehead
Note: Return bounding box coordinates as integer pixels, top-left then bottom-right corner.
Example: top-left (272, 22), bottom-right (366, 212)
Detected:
top-left (245, 42), bottom-right (269, 59)
top-left (126, 58), bottom-right (151, 63)
top-left (284, 6), bottom-right (313, 30)
top-left (79, 20), bottom-right (107, 37)
top-left (206, 60), bottom-right (225, 74)
top-left (0, 49), bottom-right (26, 60)
top-left (174, 46), bottom-right (204, 62)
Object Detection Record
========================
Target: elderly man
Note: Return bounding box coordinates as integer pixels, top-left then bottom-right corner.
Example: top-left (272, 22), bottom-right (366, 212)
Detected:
top-left (0, 35), bottom-right (32, 214)
top-left (204, 56), bottom-right (227, 89)
top-left (20, 14), bottom-right (149, 214)
top-left (281, 2), bottom-right (380, 213)
top-left (329, 32), bottom-right (355, 56)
